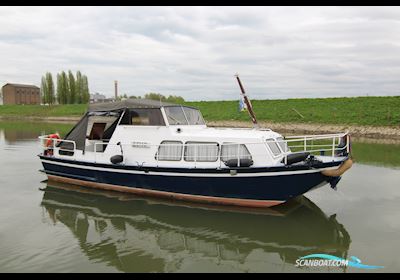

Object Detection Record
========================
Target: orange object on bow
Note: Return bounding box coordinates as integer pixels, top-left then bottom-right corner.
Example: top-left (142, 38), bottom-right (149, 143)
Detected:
top-left (45, 133), bottom-right (61, 147)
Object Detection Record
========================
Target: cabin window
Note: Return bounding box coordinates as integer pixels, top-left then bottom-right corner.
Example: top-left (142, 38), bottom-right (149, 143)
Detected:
top-left (184, 142), bottom-right (219, 162)
top-left (164, 106), bottom-right (187, 125)
top-left (182, 107), bottom-right (205, 125)
top-left (129, 108), bottom-right (165, 126)
top-left (221, 144), bottom-right (252, 162)
top-left (157, 141), bottom-right (183, 161)
top-left (164, 106), bottom-right (205, 125)
top-left (276, 137), bottom-right (289, 153)
top-left (266, 139), bottom-right (281, 156)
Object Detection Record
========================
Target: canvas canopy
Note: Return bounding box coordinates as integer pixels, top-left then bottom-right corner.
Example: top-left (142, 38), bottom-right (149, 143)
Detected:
top-left (88, 99), bottom-right (177, 112)
top-left (59, 99), bottom-right (196, 153)
top-left (59, 111), bottom-right (122, 152)
top-left (59, 113), bottom-right (90, 152)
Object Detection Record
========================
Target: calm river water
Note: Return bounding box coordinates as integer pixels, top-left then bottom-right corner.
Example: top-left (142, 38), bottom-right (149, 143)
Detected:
top-left (0, 121), bottom-right (399, 273)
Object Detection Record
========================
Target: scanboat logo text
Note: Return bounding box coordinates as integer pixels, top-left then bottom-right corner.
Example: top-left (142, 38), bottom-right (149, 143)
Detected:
top-left (295, 254), bottom-right (384, 270)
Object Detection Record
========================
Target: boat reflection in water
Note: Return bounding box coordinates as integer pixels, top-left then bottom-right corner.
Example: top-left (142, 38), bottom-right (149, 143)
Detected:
top-left (40, 181), bottom-right (351, 272)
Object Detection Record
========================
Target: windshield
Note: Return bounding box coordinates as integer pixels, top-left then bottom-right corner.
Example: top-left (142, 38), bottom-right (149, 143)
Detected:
top-left (164, 106), bottom-right (205, 125)
top-left (266, 138), bottom-right (281, 156)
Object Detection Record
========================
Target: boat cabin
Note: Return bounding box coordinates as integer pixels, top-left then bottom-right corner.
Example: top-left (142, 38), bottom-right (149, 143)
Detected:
top-left (50, 99), bottom-right (285, 168)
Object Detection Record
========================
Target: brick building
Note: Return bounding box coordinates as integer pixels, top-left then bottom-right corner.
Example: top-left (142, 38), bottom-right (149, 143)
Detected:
top-left (2, 83), bottom-right (41, 105)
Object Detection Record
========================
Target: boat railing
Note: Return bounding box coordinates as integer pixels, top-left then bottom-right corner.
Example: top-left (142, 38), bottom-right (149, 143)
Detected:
top-left (279, 131), bottom-right (350, 165)
top-left (38, 135), bottom-right (77, 157)
top-left (39, 131), bottom-right (350, 167)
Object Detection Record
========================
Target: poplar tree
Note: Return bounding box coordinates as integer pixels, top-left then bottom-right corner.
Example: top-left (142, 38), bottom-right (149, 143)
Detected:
top-left (52, 70), bottom-right (90, 104)
top-left (68, 70), bottom-right (76, 104)
top-left (56, 74), bottom-right (61, 104)
top-left (41, 76), bottom-right (48, 104)
top-left (82, 75), bottom-right (90, 104)
top-left (57, 72), bottom-right (68, 104)
top-left (46, 72), bottom-right (55, 105)
top-left (76, 71), bottom-right (83, 104)
top-left (60, 71), bottom-right (69, 104)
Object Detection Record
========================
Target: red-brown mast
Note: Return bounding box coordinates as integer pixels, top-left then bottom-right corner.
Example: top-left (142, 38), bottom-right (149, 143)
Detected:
top-left (235, 74), bottom-right (259, 128)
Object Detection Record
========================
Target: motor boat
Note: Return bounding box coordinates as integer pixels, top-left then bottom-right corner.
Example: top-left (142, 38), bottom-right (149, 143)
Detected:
top-left (38, 98), bottom-right (352, 208)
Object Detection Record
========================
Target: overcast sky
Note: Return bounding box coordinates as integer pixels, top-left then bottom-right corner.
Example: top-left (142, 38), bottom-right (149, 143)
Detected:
top-left (0, 6), bottom-right (400, 101)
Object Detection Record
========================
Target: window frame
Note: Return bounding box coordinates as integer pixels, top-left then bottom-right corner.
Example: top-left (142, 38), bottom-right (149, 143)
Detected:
top-left (265, 138), bottom-right (282, 157)
top-left (184, 141), bottom-right (219, 162)
top-left (276, 137), bottom-right (289, 153)
top-left (156, 140), bottom-right (183, 161)
top-left (163, 106), bottom-right (188, 125)
top-left (220, 143), bottom-right (252, 162)
top-left (128, 108), bottom-right (166, 126)
top-left (163, 106), bottom-right (205, 126)
top-left (182, 107), bottom-right (206, 125)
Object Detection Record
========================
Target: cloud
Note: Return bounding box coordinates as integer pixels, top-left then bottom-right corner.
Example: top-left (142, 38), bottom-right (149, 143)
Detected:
top-left (0, 6), bottom-right (399, 100)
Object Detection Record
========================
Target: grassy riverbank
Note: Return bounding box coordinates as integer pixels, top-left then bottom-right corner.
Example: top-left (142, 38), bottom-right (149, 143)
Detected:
top-left (187, 96), bottom-right (400, 127)
top-left (0, 96), bottom-right (399, 127)
top-left (0, 104), bottom-right (87, 118)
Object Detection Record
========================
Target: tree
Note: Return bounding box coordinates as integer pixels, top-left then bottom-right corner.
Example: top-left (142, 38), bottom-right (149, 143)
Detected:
top-left (41, 76), bottom-right (48, 104)
top-left (166, 95), bottom-right (185, 103)
top-left (68, 70), bottom-right (76, 104)
top-left (81, 74), bottom-right (90, 104)
top-left (57, 71), bottom-right (70, 104)
top-left (144, 93), bottom-right (167, 101)
top-left (46, 72), bottom-right (55, 104)
top-left (56, 74), bottom-right (62, 104)
top-left (76, 71), bottom-right (83, 104)
top-left (56, 72), bottom-right (68, 104)
top-left (40, 72), bottom-right (55, 104)
top-left (143, 93), bottom-right (185, 103)
top-left (48, 70), bottom-right (90, 104)
top-left (61, 71), bottom-right (71, 104)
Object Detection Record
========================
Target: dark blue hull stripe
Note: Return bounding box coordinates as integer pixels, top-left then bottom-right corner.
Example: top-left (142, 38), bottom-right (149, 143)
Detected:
top-left (40, 159), bottom-right (332, 202)
top-left (38, 155), bottom-right (344, 174)
top-left (41, 169), bottom-right (97, 182)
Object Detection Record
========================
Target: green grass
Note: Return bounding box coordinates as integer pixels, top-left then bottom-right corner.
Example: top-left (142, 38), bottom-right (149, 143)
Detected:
top-left (0, 96), bottom-right (399, 127)
top-left (184, 96), bottom-right (400, 127)
top-left (0, 104), bottom-right (87, 118)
